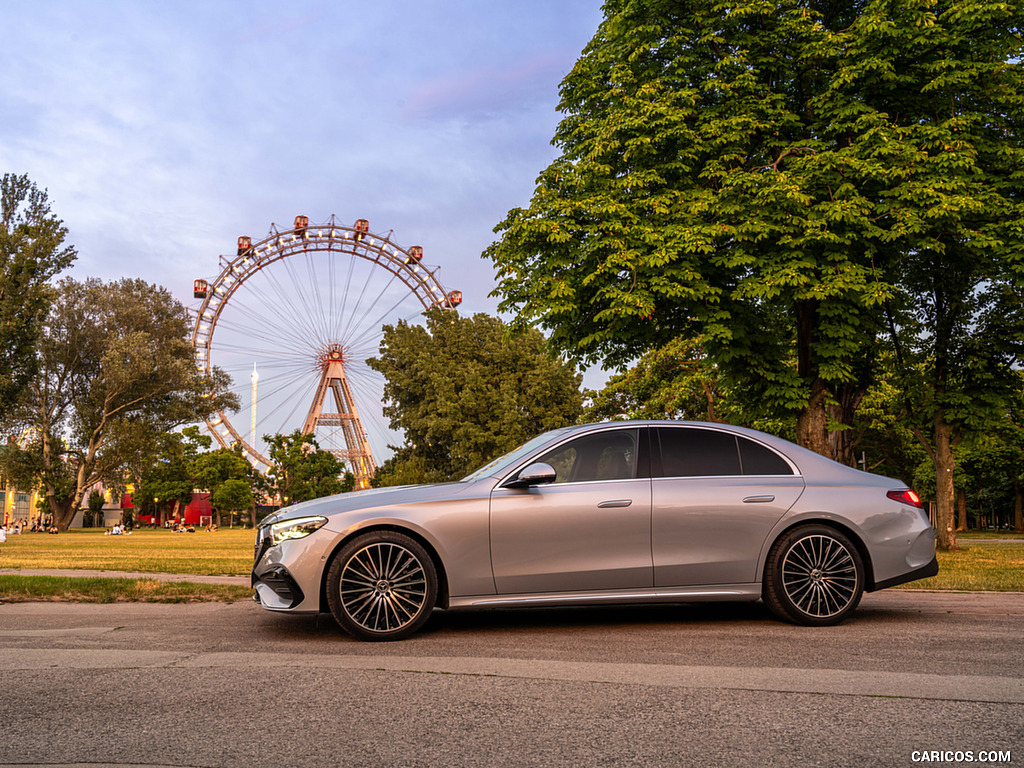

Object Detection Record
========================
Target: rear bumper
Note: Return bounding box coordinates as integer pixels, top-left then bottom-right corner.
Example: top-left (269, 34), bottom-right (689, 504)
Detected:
top-left (871, 554), bottom-right (939, 591)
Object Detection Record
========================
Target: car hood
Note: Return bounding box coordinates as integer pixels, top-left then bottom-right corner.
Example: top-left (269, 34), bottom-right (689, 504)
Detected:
top-left (261, 481), bottom-right (478, 527)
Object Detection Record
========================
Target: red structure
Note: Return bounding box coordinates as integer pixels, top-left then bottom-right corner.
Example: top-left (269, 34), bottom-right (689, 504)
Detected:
top-left (135, 492), bottom-right (212, 526)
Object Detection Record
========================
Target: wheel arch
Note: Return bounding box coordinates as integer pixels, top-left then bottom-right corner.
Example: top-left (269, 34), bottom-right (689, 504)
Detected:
top-left (319, 523), bottom-right (451, 613)
top-left (761, 516), bottom-right (876, 592)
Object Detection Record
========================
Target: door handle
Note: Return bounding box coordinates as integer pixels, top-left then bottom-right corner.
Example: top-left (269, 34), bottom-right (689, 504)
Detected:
top-left (743, 495), bottom-right (775, 503)
top-left (597, 499), bottom-right (632, 508)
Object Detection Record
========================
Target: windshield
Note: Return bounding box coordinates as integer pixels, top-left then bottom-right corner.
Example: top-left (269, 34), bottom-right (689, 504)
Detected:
top-left (460, 426), bottom-right (575, 482)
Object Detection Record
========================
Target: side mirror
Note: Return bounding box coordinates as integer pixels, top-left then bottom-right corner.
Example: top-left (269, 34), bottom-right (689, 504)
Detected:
top-left (506, 462), bottom-right (557, 488)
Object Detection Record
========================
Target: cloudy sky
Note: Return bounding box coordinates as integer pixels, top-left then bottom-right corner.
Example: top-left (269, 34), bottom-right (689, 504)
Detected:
top-left (2, 1), bottom-right (606, 459)
top-left (3, 1), bottom-right (603, 300)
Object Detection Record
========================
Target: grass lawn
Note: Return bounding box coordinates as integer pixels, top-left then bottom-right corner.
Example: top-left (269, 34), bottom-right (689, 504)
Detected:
top-left (0, 574), bottom-right (252, 603)
top-left (0, 527), bottom-right (253, 575)
top-left (898, 534), bottom-right (1024, 592)
top-left (0, 526), bottom-right (1020, 602)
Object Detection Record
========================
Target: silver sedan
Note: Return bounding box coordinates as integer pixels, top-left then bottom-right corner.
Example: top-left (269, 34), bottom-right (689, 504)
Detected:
top-left (252, 421), bottom-right (938, 641)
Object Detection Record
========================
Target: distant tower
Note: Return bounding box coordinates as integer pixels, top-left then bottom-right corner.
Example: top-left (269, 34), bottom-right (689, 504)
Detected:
top-left (250, 363), bottom-right (258, 462)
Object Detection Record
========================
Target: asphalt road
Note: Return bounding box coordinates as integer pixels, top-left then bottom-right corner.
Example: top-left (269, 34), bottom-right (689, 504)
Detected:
top-left (1, 591), bottom-right (1021, 768)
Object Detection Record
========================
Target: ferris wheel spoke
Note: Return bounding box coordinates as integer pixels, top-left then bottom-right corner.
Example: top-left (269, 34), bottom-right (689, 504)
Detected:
top-left (261, 263), bottom-right (331, 345)
top-left (237, 259), bottom-right (326, 346)
top-left (344, 370), bottom-right (391, 442)
top-left (216, 283), bottom-right (320, 351)
top-left (212, 339), bottom-right (314, 362)
top-left (331, 246), bottom-right (363, 344)
top-left (235, 366), bottom-right (318, 434)
top-left (259, 381), bottom-right (319, 437)
top-left (302, 249), bottom-right (336, 344)
top-left (281, 250), bottom-right (331, 344)
top-left (344, 295), bottom-right (430, 355)
top-left (339, 255), bottom-right (402, 344)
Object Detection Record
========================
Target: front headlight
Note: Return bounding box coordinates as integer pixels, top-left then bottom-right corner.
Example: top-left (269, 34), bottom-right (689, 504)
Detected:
top-left (268, 515), bottom-right (328, 546)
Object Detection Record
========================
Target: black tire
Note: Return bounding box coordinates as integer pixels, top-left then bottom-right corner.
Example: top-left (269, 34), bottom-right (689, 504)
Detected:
top-left (763, 524), bottom-right (864, 626)
top-left (326, 530), bottom-right (437, 641)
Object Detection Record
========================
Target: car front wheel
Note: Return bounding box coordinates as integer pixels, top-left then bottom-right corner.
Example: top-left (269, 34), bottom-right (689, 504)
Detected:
top-left (764, 524), bottom-right (864, 626)
top-left (326, 531), bottom-right (437, 641)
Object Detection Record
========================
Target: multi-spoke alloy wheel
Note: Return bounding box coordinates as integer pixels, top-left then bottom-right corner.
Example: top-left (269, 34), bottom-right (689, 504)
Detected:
top-left (764, 525), bottom-right (864, 626)
top-left (327, 531), bottom-right (437, 641)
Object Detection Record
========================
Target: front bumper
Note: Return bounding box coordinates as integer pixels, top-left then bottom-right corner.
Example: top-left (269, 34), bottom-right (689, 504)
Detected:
top-left (251, 522), bottom-right (332, 612)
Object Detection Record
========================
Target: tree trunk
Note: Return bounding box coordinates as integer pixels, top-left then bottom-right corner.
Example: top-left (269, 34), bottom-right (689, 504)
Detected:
top-left (1015, 481), bottom-right (1023, 533)
top-left (826, 383), bottom-right (866, 467)
top-left (933, 412), bottom-right (958, 551)
top-left (956, 488), bottom-right (967, 531)
top-left (48, 493), bottom-right (78, 532)
top-left (795, 378), bottom-right (831, 457)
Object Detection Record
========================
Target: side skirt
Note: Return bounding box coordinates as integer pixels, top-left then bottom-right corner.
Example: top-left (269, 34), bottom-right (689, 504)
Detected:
top-left (448, 584), bottom-right (762, 610)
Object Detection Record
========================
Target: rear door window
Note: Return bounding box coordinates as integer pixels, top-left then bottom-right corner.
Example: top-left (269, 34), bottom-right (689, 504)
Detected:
top-left (655, 427), bottom-right (793, 477)
top-left (655, 427), bottom-right (740, 477)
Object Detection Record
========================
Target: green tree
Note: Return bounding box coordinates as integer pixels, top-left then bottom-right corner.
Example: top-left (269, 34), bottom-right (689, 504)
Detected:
top-left (0, 277), bottom-right (238, 530)
top-left (485, 0), bottom-right (1024, 550)
top-left (263, 430), bottom-right (352, 506)
top-left (585, 335), bottom-right (796, 438)
top-left (0, 174), bottom-right (76, 416)
top-left (860, 0), bottom-right (1024, 548)
top-left (486, 0), bottom-right (895, 460)
top-left (368, 308), bottom-right (583, 484)
top-left (85, 488), bottom-right (106, 528)
top-left (585, 337), bottom-right (724, 423)
top-left (208, 478), bottom-right (255, 528)
top-left (954, 379), bottom-right (1024, 533)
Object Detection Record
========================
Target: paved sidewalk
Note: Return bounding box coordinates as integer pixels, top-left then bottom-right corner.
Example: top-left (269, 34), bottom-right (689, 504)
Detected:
top-left (0, 568), bottom-right (249, 586)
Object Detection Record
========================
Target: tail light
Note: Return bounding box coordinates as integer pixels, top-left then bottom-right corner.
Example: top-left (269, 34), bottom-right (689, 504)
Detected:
top-left (887, 489), bottom-right (923, 509)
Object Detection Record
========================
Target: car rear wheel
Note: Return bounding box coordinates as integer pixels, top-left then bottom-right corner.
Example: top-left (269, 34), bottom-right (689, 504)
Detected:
top-left (764, 524), bottom-right (864, 626)
top-left (326, 531), bottom-right (437, 641)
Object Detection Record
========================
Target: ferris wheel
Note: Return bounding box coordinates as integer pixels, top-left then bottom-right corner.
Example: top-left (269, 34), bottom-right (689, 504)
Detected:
top-left (190, 215), bottom-right (462, 489)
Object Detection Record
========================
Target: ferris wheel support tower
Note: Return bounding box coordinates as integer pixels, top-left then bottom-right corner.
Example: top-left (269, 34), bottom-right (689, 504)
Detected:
top-left (303, 344), bottom-right (376, 489)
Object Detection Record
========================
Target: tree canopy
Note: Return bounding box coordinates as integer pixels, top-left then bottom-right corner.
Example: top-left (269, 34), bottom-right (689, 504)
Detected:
top-left (368, 309), bottom-right (583, 484)
top-left (263, 430), bottom-right (353, 506)
top-left (0, 277), bottom-right (238, 530)
top-left (486, 0), bottom-right (1024, 549)
top-left (0, 174), bottom-right (76, 415)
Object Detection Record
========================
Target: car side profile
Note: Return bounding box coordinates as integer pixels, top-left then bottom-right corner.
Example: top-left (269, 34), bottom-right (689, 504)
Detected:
top-left (252, 421), bottom-right (938, 640)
